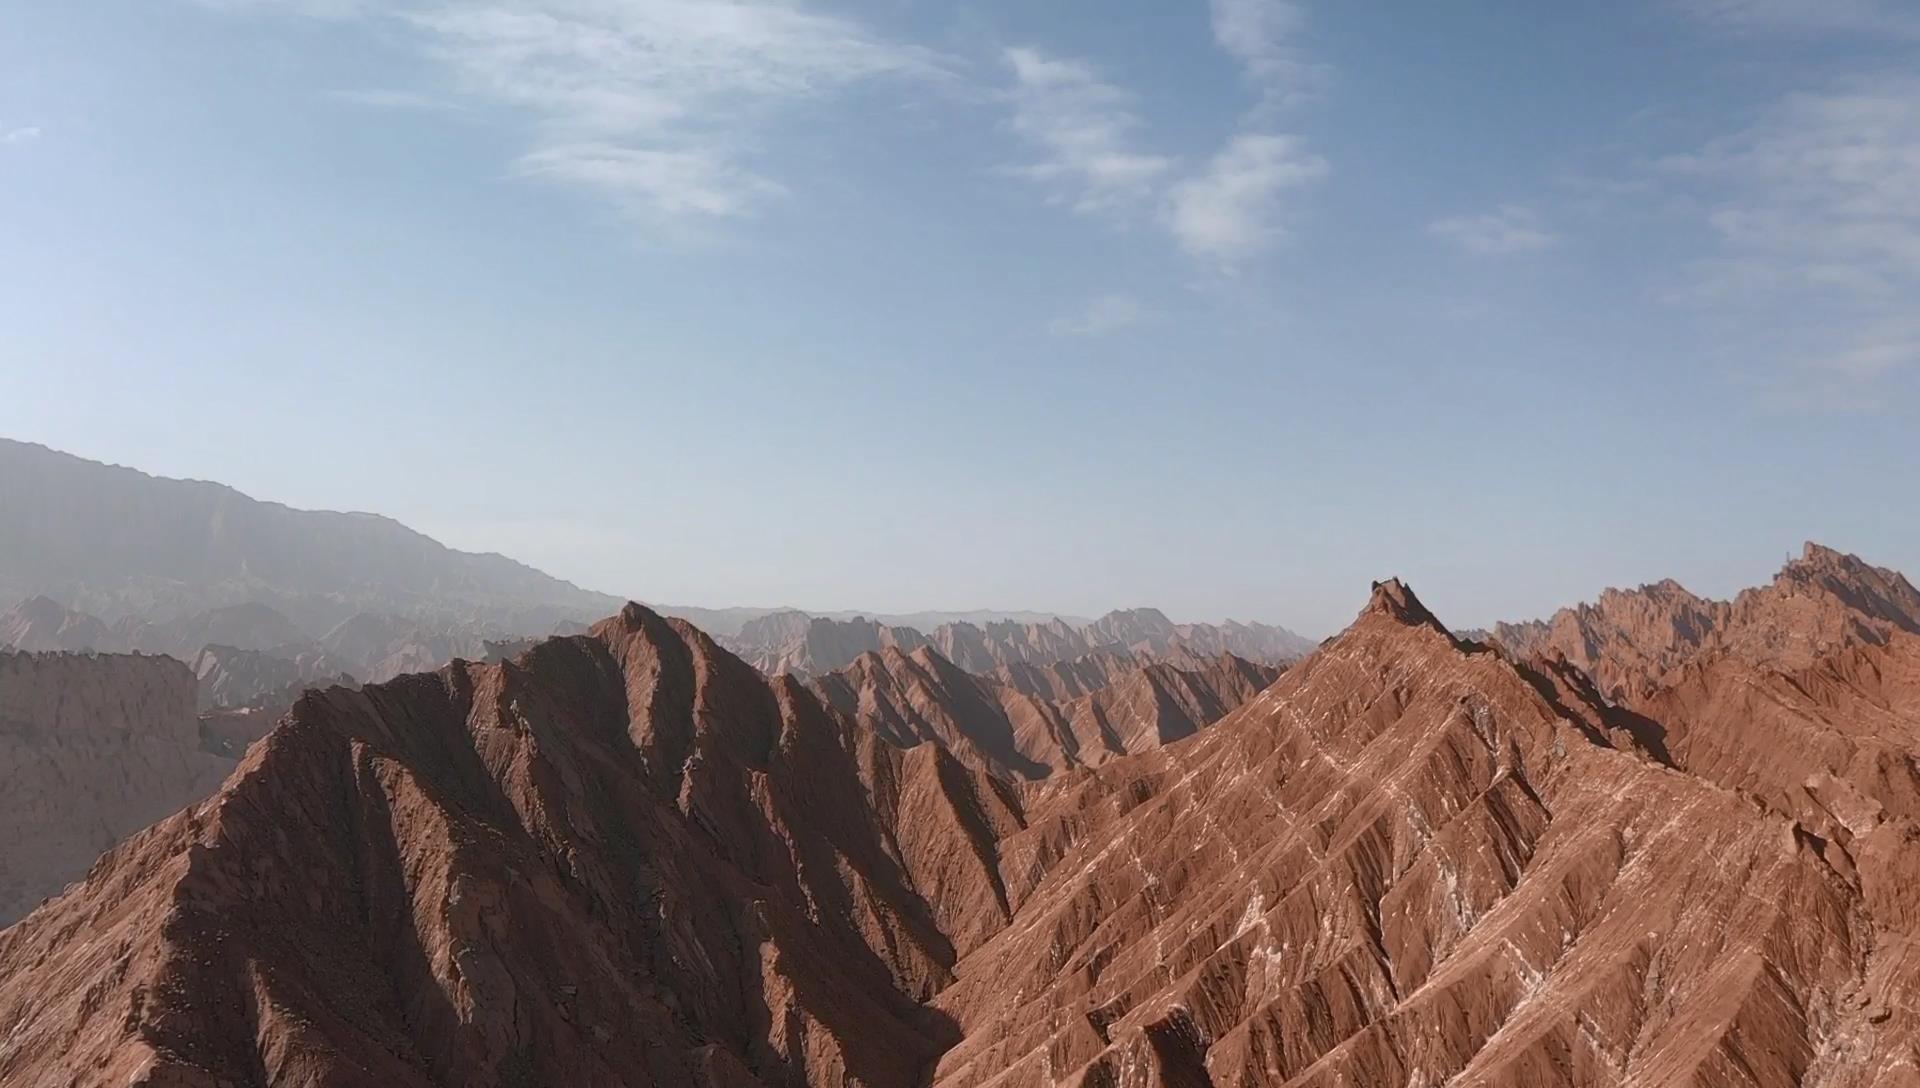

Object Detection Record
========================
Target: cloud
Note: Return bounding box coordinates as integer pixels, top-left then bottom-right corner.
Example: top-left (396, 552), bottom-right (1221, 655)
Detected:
top-left (1167, 133), bottom-right (1326, 261)
top-left (1209, 0), bottom-right (1324, 104)
top-left (1428, 205), bottom-right (1557, 255)
top-left (1676, 0), bottom-right (1920, 38)
top-left (515, 142), bottom-right (785, 219)
top-left (1002, 47), bottom-right (1173, 214)
top-left (1, 126), bottom-right (42, 145)
top-left (325, 88), bottom-right (469, 113)
top-left (1665, 74), bottom-right (1920, 294)
top-left (188, 0), bottom-right (368, 17)
top-left (198, 0), bottom-right (946, 228)
top-left (1808, 320), bottom-right (1920, 381)
top-left (1048, 294), bottom-right (1148, 337)
top-left (1658, 73), bottom-right (1920, 404)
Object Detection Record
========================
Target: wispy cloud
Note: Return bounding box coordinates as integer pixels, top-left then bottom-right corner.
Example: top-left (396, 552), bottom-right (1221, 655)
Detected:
top-left (515, 142), bottom-right (785, 219)
top-left (411, 1), bottom-right (947, 224)
top-left (1676, 0), bottom-right (1920, 38)
top-left (1660, 73), bottom-right (1920, 404)
top-left (1809, 319), bottom-right (1920, 380)
top-left (325, 88), bottom-right (469, 114)
top-left (189, 0), bottom-right (369, 17)
top-left (1428, 204), bottom-right (1557, 255)
top-left (1, 126), bottom-right (42, 145)
top-left (1209, 0), bottom-right (1325, 105)
top-left (1002, 47), bottom-right (1172, 214)
top-left (199, 0), bottom-right (947, 228)
top-left (1167, 133), bottom-right (1326, 262)
top-left (1664, 74), bottom-right (1920, 294)
top-left (1048, 293), bottom-right (1149, 337)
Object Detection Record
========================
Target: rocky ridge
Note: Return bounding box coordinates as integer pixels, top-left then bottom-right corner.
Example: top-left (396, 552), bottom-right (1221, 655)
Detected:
top-left (728, 606), bottom-right (1314, 680)
top-left (3, 562), bottom-right (1916, 1086)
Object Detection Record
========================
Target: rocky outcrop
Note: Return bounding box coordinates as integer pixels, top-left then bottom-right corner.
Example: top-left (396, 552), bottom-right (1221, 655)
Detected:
top-left (190, 643), bottom-right (355, 710)
top-left (813, 646), bottom-right (1279, 780)
top-left (5, 578), bottom-right (1915, 1086)
top-left (728, 607), bottom-right (1313, 680)
top-left (0, 607), bottom-right (1000, 1085)
top-left (929, 580), bottom-right (1919, 1087)
top-left (731, 612), bottom-right (931, 677)
top-left (1495, 542), bottom-right (1920, 700)
top-left (0, 650), bottom-right (234, 924)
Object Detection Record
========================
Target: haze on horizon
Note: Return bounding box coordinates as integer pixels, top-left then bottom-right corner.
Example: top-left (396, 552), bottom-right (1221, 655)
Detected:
top-left (3, 0), bottom-right (1916, 636)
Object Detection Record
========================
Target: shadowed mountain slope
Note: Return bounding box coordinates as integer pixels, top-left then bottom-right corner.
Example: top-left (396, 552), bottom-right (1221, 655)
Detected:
top-left (2, 579), bottom-right (1916, 1087)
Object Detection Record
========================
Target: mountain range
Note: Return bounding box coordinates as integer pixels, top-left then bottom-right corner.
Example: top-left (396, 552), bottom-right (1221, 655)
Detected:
top-left (2, 543), bottom-right (1916, 1085)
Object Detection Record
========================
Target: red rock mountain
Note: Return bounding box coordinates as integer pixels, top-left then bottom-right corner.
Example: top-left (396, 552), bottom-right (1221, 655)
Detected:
top-left (1494, 542), bottom-right (1920, 701)
top-left (5, 571), bottom-right (1917, 1086)
top-left (0, 651), bottom-right (238, 924)
top-left (728, 607), bottom-right (1313, 679)
top-left (813, 645), bottom-right (1280, 779)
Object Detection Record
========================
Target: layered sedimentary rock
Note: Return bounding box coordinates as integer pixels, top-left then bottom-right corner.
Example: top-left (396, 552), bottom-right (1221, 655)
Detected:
top-left (930, 581), bottom-right (1920, 1087)
top-left (0, 607), bottom-right (1001, 1085)
top-left (814, 646), bottom-right (1279, 779)
top-left (5, 576), bottom-right (1915, 1087)
top-left (1495, 542), bottom-right (1920, 700)
top-left (190, 643), bottom-right (355, 710)
top-left (0, 651), bottom-right (234, 924)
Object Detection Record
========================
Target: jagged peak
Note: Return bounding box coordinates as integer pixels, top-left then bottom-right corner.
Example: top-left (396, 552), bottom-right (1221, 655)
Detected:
top-left (1361, 578), bottom-right (1449, 635)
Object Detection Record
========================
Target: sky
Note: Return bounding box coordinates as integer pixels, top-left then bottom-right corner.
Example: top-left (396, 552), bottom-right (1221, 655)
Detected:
top-left (1, 0), bottom-right (1916, 636)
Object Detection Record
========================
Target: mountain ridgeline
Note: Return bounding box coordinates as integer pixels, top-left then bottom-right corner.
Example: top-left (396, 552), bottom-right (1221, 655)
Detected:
top-left (3, 543), bottom-right (1918, 1086)
top-left (724, 606), bottom-right (1315, 678)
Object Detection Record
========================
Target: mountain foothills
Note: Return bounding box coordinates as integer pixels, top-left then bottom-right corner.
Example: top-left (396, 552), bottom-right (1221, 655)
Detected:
top-left (1, 541), bottom-right (1918, 1086)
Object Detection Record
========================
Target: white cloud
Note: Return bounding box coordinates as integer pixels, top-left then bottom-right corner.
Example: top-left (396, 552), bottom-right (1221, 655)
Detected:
top-left (515, 142), bottom-right (785, 219)
top-left (1666, 75), bottom-right (1920, 292)
top-left (1209, 0), bottom-right (1324, 103)
top-left (1677, 0), bottom-right (1920, 38)
top-left (1428, 204), bottom-right (1557, 255)
top-left (1048, 294), bottom-right (1148, 337)
top-left (1167, 133), bottom-right (1326, 262)
top-left (1658, 73), bottom-right (1920, 403)
top-left (1, 126), bottom-right (42, 145)
top-left (199, 0), bottom-right (946, 227)
top-left (1002, 47), bottom-right (1173, 214)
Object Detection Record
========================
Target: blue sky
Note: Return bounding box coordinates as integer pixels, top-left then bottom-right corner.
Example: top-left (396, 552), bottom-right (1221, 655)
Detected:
top-left (2, 0), bottom-right (1916, 634)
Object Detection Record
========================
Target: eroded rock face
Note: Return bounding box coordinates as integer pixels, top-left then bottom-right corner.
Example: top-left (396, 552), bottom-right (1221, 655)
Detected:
top-left (0, 651), bottom-right (232, 924)
top-left (728, 608), bottom-right (1313, 680)
top-left (4, 579), bottom-right (1917, 1087)
top-left (0, 608), bottom-right (1007, 1086)
top-left (190, 643), bottom-right (355, 710)
top-left (813, 646), bottom-right (1280, 779)
top-left (1494, 542), bottom-right (1920, 701)
top-left (930, 582), bottom-right (1919, 1087)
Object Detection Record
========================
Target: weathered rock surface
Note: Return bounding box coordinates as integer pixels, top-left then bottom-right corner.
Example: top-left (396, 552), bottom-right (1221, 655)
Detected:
top-left (190, 643), bottom-right (356, 711)
top-left (0, 651), bottom-right (233, 924)
top-left (4, 571), bottom-right (1918, 1087)
top-left (729, 607), bottom-right (1312, 680)
top-left (814, 646), bottom-right (1279, 779)
top-left (1495, 542), bottom-right (1920, 701)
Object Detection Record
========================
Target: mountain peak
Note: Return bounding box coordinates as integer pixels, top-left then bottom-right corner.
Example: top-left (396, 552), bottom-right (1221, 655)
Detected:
top-left (1362, 578), bottom-right (1447, 633)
